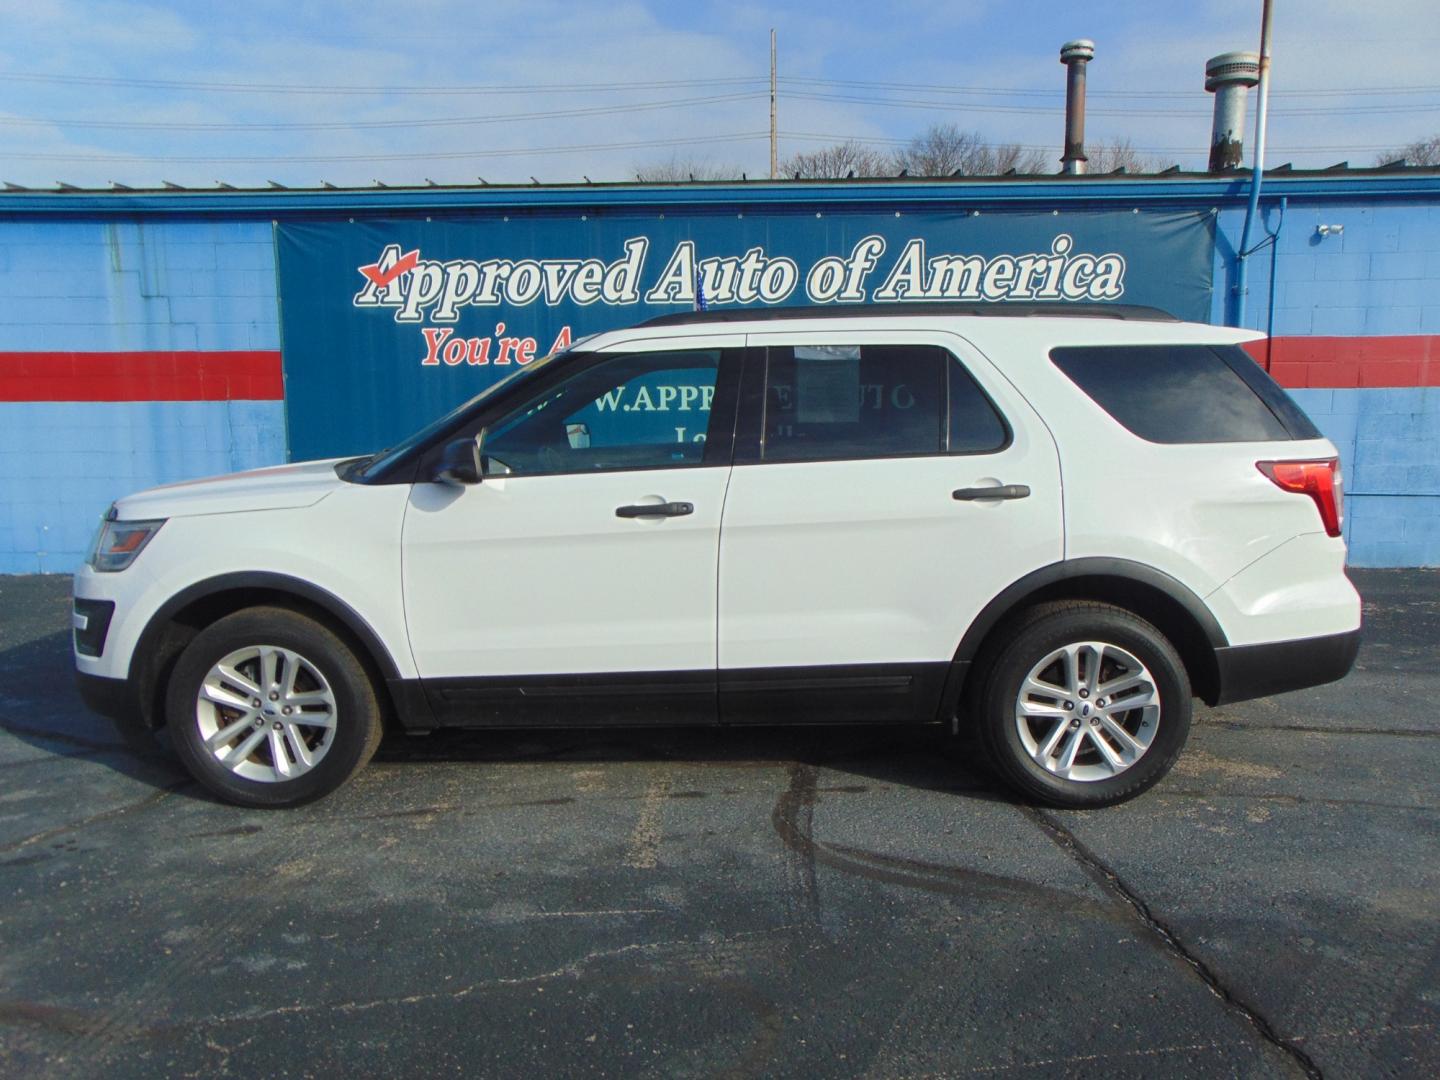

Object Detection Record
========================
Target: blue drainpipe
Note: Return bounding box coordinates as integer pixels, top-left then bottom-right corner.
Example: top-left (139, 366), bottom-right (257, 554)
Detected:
top-left (1231, 0), bottom-right (1275, 328)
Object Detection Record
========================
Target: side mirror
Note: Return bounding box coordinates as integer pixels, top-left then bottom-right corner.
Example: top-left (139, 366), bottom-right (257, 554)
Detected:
top-left (434, 436), bottom-right (482, 485)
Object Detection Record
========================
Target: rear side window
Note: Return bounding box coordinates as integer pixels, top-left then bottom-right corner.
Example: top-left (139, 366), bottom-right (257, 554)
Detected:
top-left (949, 361), bottom-right (1011, 453)
top-left (761, 344), bottom-right (1008, 462)
top-left (1050, 344), bottom-right (1321, 444)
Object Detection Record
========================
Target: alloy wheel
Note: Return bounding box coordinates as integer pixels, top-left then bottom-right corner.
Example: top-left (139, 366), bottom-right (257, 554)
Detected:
top-left (1013, 641), bottom-right (1160, 782)
top-left (194, 645), bottom-right (338, 783)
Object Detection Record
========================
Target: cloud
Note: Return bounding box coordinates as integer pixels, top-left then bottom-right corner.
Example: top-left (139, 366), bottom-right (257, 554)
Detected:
top-left (0, 0), bottom-right (1433, 187)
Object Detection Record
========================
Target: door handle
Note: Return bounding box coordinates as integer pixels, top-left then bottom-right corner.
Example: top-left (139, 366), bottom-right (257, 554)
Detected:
top-left (616, 501), bottom-right (694, 518)
top-left (952, 484), bottom-right (1031, 501)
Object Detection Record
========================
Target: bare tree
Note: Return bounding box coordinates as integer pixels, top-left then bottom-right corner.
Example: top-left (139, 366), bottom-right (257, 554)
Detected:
top-left (989, 142), bottom-right (1051, 175)
top-left (1083, 138), bottom-right (1174, 174)
top-left (890, 123), bottom-right (1048, 176)
top-left (632, 154), bottom-right (742, 182)
top-left (1376, 134), bottom-right (1440, 166)
top-left (781, 140), bottom-right (892, 179)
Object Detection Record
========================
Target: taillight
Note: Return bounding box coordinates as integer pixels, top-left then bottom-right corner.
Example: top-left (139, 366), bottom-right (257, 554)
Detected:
top-left (1256, 458), bottom-right (1343, 538)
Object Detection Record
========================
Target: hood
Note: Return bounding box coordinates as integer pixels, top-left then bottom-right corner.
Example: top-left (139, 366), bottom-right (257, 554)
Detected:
top-left (114, 458), bottom-right (349, 520)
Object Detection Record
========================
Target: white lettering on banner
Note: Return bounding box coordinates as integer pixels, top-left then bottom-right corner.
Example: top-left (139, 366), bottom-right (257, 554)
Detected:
top-left (873, 235), bottom-right (1124, 302)
top-left (358, 232), bottom-right (1126, 324)
top-left (359, 233), bottom-right (1133, 367)
top-left (643, 243), bottom-right (799, 305)
top-left (361, 239), bottom-right (648, 323)
top-left (806, 236), bottom-right (887, 303)
top-left (645, 241), bottom-right (696, 305)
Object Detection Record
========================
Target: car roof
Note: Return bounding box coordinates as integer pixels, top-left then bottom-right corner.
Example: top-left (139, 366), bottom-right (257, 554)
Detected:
top-left (638, 302), bottom-right (1179, 327)
top-left (588, 305), bottom-right (1263, 351)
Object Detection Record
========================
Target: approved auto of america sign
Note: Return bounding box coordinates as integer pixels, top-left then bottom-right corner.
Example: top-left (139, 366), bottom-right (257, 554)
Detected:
top-left (277, 206), bottom-right (1211, 459)
top-left (356, 233), bottom-right (1127, 322)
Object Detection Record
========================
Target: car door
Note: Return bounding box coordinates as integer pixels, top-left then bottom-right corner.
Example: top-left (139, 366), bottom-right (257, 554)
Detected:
top-left (717, 329), bottom-right (1063, 725)
top-left (403, 336), bottom-right (744, 726)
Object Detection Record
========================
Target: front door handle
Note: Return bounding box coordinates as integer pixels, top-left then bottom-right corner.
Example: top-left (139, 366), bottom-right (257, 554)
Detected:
top-left (953, 484), bottom-right (1031, 501)
top-left (616, 501), bottom-right (694, 519)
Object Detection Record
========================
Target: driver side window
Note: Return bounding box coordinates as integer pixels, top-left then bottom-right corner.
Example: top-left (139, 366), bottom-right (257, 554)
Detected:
top-left (482, 350), bottom-right (721, 477)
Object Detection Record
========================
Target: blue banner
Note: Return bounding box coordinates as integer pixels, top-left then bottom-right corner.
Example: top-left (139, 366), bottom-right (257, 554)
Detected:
top-left (276, 207), bottom-right (1214, 461)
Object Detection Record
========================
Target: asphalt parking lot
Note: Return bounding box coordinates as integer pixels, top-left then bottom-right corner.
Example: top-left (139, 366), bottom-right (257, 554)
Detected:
top-left (0, 571), bottom-right (1436, 1079)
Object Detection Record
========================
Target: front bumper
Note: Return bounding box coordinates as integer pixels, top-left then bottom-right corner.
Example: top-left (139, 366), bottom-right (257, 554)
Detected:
top-left (76, 671), bottom-right (141, 725)
top-left (1211, 627), bottom-right (1361, 706)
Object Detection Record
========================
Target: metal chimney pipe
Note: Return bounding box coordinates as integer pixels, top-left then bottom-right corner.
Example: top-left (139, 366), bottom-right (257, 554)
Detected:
top-left (1059, 39), bottom-right (1095, 175)
top-left (1205, 52), bottom-right (1260, 172)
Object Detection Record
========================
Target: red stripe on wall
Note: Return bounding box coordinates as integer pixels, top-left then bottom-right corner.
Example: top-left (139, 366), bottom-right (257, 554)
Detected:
top-left (1242, 335), bottom-right (1440, 389)
top-left (1, 338), bottom-right (1432, 402)
top-left (0, 351), bottom-right (283, 402)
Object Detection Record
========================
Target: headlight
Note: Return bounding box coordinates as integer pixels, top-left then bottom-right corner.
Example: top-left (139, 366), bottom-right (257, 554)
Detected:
top-left (88, 512), bottom-right (165, 572)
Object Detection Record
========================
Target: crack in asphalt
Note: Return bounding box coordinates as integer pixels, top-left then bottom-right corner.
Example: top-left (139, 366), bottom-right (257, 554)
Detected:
top-left (0, 745), bottom-right (126, 770)
top-left (1023, 806), bottom-right (1326, 1080)
top-left (1158, 788), bottom-right (1439, 814)
top-left (949, 1021), bottom-right (1436, 1076)
top-left (159, 927), bottom-right (802, 1027)
top-left (0, 714), bottom-right (131, 755)
top-left (1197, 718), bottom-right (1440, 740)
top-left (1, 931), bottom-right (806, 1080)
top-left (0, 781), bottom-right (190, 856)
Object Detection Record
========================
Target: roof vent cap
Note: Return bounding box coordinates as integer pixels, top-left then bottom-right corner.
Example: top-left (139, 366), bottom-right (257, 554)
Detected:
top-left (1205, 51), bottom-right (1260, 92)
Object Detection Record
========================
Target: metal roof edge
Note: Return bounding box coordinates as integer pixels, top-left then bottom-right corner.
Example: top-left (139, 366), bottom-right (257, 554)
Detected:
top-left (1, 172), bottom-right (1438, 217)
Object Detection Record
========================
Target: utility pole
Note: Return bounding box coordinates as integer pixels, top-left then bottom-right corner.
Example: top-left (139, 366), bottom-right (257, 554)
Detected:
top-left (769, 29), bottom-right (778, 180)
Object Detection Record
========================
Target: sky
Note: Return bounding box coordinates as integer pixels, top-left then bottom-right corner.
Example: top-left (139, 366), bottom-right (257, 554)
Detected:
top-left (0, 0), bottom-right (1436, 189)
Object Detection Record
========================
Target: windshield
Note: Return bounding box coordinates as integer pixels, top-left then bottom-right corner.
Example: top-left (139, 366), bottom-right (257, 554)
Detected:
top-left (356, 349), bottom-right (569, 479)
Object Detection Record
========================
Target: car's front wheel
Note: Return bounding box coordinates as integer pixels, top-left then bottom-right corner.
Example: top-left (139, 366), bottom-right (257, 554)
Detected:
top-left (974, 601), bottom-right (1192, 808)
top-left (167, 606), bottom-right (383, 808)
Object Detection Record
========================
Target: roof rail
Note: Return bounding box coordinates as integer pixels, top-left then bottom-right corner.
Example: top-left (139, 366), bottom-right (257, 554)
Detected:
top-left (638, 302), bottom-right (1179, 328)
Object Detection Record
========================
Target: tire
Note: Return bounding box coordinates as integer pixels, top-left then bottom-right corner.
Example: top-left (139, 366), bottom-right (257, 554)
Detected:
top-left (973, 601), bottom-right (1191, 808)
top-left (167, 606), bottom-right (384, 808)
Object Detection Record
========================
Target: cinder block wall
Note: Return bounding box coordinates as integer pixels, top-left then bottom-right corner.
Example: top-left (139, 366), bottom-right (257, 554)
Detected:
top-left (1215, 200), bottom-right (1440, 567)
top-left (0, 221), bottom-right (286, 573)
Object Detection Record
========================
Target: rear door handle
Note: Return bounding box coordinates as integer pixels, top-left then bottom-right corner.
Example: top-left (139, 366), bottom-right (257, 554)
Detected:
top-left (952, 484), bottom-right (1031, 501)
top-left (616, 501), bottom-right (694, 518)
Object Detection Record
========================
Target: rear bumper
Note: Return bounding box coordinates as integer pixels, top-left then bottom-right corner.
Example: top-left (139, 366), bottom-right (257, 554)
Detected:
top-left (1211, 627), bottom-right (1361, 706)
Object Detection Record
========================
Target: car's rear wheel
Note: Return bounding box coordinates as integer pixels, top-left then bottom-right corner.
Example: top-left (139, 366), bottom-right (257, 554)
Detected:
top-left (167, 606), bottom-right (383, 808)
top-left (974, 601), bottom-right (1191, 808)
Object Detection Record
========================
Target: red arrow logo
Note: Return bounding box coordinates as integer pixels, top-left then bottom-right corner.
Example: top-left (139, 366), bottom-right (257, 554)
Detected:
top-left (358, 248), bottom-right (421, 288)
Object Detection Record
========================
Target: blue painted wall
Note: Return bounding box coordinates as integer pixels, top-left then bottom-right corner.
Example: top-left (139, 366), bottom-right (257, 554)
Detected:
top-left (1211, 199), bottom-right (1440, 335)
top-left (0, 220), bottom-right (281, 351)
top-left (0, 401), bottom-right (285, 573)
top-left (0, 220), bottom-right (286, 574)
top-left (1213, 199), bottom-right (1440, 568)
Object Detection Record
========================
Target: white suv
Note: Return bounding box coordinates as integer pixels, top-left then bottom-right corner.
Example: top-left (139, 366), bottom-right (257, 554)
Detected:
top-left (72, 304), bottom-right (1361, 809)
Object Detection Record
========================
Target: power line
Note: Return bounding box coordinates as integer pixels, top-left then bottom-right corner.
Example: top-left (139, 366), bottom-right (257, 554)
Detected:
top-left (0, 92), bottom-right (765, 132)
top-left (15, 128), bottom-right (1407, 166)
top-left (2, 67), bottom-right (1438, 100)
top-left (11, 87), bottom-right (1432, 136)
top-left (13, 131), bottom-right (770, 164)
top-left (779, 75), bottom-right (1440, 100)
top-left (5, 128), bottom-right (1411, 169)
top-left (780, 131), bottom-right (1417, 154)
top-left (0, 70), bottom-right (767, 96)
top-left (785, 89), bottom-right (1440, 118)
